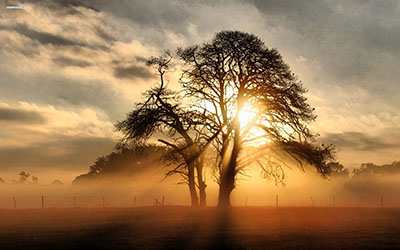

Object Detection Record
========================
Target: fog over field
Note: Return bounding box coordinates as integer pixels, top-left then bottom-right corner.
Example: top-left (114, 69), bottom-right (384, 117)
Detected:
top-left (1, 164), bottom-right (400, 209)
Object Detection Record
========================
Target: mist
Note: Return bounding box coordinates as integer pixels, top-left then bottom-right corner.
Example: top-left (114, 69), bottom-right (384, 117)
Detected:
top-left (2, 162), bottom-right (400, 209)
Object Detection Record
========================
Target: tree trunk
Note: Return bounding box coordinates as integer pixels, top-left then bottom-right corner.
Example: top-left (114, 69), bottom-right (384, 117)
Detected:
top-left (196, 157), bottom-right (207, 207)
top-left (188, 162), bottom-right (199, 207)
top-left (217, 146), bottom-right (239, 207)
top-left (217, 181), bottom-right (232, 207)
top-left (218, 112), bottom-right (242, 207)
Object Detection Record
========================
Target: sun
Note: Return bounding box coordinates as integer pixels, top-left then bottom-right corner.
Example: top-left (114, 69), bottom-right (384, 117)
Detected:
top-left (237, 102), bottom-right (258, 128)
top-left (237, 102), bottom-right (272, 145)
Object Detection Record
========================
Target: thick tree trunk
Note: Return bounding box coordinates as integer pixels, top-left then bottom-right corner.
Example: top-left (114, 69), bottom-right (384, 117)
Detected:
top-left (217, 181), bottom-right (232, 207)
top-left (188, 162), bottom-right (199, 207)
top-left (218, 111), bottom-right (242, 207)
top-left (217, 146), bottom-right (239, 207)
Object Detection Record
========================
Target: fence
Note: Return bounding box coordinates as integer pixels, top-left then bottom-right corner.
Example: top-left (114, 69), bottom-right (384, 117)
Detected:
top-left (1, 194), bottom-right (397, 209)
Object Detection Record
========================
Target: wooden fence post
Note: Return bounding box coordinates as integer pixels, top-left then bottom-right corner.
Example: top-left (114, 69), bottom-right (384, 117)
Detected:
top-left (13, 197), bottom-right (17, 209)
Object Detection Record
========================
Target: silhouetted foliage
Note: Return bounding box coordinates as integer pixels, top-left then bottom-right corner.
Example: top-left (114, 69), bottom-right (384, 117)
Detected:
top-left (32, 175), bottom-right (39, 184)
top-left (115, 52), bottom-right (211, 207)
top-left (178, 30), bottom-right (335, 206)
top-left (18, 171), bottom-right (30, 184)
top-left (73, 143), bottom-right (165, 184)
top-left (353, 161), bottom-right (400, 178)
top-left (326, 161), bottom-right (350, 178)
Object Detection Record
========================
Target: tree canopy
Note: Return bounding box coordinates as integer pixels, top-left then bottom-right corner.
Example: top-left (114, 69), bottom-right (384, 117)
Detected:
top-left (177, 31), bottom-right (335, 206)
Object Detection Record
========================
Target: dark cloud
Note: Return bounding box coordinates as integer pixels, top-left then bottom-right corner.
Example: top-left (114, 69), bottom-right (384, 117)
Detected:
top-left (135, 56), bottom-right (149, 63)
top-left (10, 24), bottom-right (86, 47)
top-left (82, 0), bottom-right (192, 30)
top-left (0, 23), bottom-right (109, 51)
top-left (113, 65), bottom-right (154, 80)
top-left (0, 69), bottom-right (130, 121)
top-left (242, 0), bottom-right (400, 105)
top-left (320, 132), bottom-right (398, 152)
top-left (94, 26), bottom-right (117, 43)
top-left (0, 135), bottom-right (116, 171)
top-left (0, 107), bottom-right (46, 124)
top-left (52, 56), bottom-right (92, 68)
top-left (19, 0), bottom-right (98, 11)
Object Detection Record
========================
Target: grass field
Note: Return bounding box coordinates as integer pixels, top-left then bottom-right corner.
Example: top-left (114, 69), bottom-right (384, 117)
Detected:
top-left (0, 207), bottom-right (399, 250)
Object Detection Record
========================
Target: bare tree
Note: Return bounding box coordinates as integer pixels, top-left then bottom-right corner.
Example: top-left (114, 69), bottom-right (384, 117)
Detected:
top-left (178, 31), bottom-right (334, 207)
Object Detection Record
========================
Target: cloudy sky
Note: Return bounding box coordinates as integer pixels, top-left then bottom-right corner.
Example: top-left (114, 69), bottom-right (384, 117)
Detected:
top-left (1, 0), bottom-right (400, 183)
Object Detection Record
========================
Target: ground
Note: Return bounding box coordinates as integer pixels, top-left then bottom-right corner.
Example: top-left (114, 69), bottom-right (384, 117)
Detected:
top-left (0, 207), bottom-right (399, 249)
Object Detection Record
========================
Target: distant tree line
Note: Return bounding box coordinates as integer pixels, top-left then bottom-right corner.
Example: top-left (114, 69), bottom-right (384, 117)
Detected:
top-left (73, 143), bottom-right (166, 184)
top-left (319, 161), bottom-right (400, 179)
top-left (352, 161), bottom-right (400, 177)
top-left (12, 171), bottom-right (39, 184)
top-left (0, 172), bottom-right (64, 186)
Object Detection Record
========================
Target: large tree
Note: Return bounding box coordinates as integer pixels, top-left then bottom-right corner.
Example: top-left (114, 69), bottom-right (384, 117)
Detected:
top-left (116, 53), bottom-right (214, 207)
top-left (178, 31), bottom-right (334, 207)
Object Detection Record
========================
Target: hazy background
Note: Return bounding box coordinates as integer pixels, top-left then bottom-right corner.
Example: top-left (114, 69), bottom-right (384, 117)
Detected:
top-left (1, 0), bottom-right (400, 200)
top-left (1, 165), bottom-right (400, 208)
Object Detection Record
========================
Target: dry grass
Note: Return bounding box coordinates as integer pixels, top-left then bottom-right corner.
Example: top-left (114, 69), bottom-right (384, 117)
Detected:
top-left (0, 207), bottom-right (399, 249)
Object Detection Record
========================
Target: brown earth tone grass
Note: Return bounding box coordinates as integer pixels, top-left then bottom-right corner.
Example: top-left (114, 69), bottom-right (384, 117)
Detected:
top-left (0, 207), bottom-right (399, 249)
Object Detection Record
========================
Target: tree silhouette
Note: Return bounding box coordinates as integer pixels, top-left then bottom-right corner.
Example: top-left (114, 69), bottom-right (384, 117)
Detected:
top-left (73, 143), bottom-right (164, 184)
top-left (327, 162), bottom-right (349, 178)
top-left (31, 175), bottom-right (39, 184)
top-left (18, 171), bottom-right (30, 184)
top-left (178, 31), bottom-right (334, 207)
top-left (116, 52), bottom-right (216, 207)
top-left (353, 161), bottom-right (400, 177)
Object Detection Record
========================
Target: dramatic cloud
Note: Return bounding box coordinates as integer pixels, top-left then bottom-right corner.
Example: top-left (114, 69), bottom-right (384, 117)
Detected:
top-left (0, 135), bottom-right (116, 171)
top-left (52, 56), bottom-right (93, 68)
top-left (6, 23), bottom-right (88, 47)
top-left (0, 107), bottom-right (46, 124)
top-left (1, 0), bottom-right (400, 182)
top-left (321, 132), bottom-right (397, 152)
top-left (113, 65), bottom-right (154, 80)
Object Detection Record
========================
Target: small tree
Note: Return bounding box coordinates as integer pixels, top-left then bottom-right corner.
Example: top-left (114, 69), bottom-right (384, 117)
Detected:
top-left (178, 31), bottom-right (334, 207)
top-left (18, 171), bottom-right (30, 184)
top-left (31, 175), bottom-right (39, 184)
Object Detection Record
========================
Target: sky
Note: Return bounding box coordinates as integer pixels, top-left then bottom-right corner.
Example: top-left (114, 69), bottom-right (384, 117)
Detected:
top-left (1, 0), bottom-right (400, 183)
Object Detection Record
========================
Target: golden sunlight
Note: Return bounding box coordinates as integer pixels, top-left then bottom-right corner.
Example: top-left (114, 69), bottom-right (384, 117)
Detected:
top-left (238, 102), bottom-right (257, 128)
top-left (238, 102), bottom-right (271, 146)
